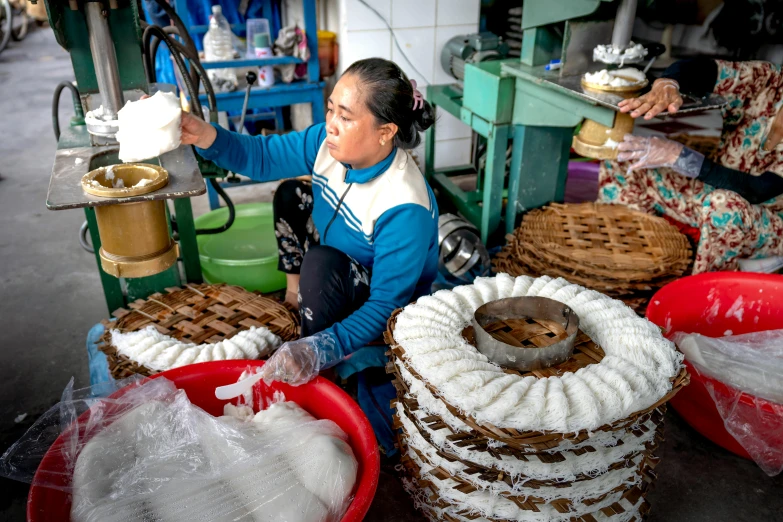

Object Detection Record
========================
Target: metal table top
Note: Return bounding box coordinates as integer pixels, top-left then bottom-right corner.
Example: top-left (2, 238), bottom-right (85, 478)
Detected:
top-left (501, 62), bottom-right (726, 116)
top-left (46, 144), bottom-right (206, 210)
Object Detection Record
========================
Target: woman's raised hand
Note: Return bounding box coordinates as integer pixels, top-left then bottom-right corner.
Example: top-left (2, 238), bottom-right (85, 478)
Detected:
top-left (139, 94), bottom-right (217, 149)
top-left (618, 78), bottom-right (684, 120)
top-left (180, 111), bottom-right (217, 149)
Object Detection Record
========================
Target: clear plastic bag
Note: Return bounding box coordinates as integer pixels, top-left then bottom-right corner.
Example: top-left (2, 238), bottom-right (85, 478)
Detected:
top-left (674, 330), bottom-right (783, 476)
top-left (1, 376), bottom-right (358, 521)
top-left (673, 330), bottom-right (783, 403)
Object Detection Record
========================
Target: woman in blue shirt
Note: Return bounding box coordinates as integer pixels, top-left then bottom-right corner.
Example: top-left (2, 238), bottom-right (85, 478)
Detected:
top-left (182, 58), bottom-right (439, 389)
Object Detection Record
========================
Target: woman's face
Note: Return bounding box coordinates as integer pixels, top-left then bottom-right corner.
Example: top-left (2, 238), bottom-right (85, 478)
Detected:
top-left (325, 74), bottom-right (396, 169)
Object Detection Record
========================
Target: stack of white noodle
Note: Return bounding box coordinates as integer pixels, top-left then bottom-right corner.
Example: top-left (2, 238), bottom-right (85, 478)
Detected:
top-left (390, 274), bottom-right (684, 521)
top-left (111, 325), bottom-right (282, 371)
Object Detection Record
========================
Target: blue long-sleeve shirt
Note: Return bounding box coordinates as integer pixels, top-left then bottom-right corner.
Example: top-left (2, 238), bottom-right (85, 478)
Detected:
top-left (197, 123), bottom-right (439, 358)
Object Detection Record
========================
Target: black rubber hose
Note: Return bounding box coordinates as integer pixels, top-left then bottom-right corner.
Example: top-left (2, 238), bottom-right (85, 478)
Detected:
top-left (143, 29), bottom-right (158, 82)
top-left (140, 20), bottom-right (230, 234)
top-left (147, 26), bottom-right (187, 83)
top-left (150, 0), bottom-right (199, 58)
top-left (165, 36), bottom-right (217, 119)
top-left (149, 0), bottom-right (202, 91)
top-left (183, 51), bottom-right (218, 119)
top-left (142, 25), bottom-right (203, 119)
top-left (52, 81), bottom-right (81, 141)
top-left (196, 178), bottom-right (236, 235)
top-left (162, 36), bottom-right (218, 117)
top-left (79, 221), bottom-right (95, 253)
top-left (163, 26), bottom-right (199, 94)
top-left (143, 26), bottom-right (217, 121)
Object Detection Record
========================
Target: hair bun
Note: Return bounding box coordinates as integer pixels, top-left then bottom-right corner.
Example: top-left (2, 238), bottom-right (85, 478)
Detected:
top-left (414, 99), bottom-right (435, 132)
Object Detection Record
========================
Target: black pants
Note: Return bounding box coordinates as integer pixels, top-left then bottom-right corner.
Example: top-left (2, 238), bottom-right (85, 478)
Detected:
top-left (273, 180), bottom-right (371, 336)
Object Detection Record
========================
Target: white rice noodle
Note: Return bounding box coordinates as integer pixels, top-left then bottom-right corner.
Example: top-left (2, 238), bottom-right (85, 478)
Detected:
top-left (392, 274), bottom-right (682, 433)
top-left (397, 402), bottom-right (657, 484)
top-left (403, 444), bottom-right (645, 522)
top-left (111, 325), bottom-right (281, 371)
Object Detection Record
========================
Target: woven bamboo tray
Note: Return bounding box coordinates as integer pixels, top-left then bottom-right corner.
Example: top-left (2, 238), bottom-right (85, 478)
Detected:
top-left (396, 434), bottom-right (653, 522)
top-left (492, 252), bottom-right (655, 314)
top-left (100, 284), bottom-right (300, 379)
top-left (385, 309), bottom-right (689, 454)
top-left (514, 203), bottom-right (692, 276)
top-left (492, 203), bottom-right (693, 313)
top-left (397, 427), bottom-right (659, 514)
top-left (394, 396), bottom-right (665, 489)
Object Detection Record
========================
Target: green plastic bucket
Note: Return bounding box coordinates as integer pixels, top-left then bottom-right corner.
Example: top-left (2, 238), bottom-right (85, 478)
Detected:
top-left (194, 203), bottom-right (286, 293)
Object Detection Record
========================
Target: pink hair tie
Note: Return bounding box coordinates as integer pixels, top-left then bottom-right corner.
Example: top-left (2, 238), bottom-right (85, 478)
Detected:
top-left (410, 79), bottom-right (424, 111)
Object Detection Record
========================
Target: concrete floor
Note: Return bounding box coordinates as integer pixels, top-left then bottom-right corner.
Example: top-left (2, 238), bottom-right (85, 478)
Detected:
top-left (0, 28), bottom-right (781, 522)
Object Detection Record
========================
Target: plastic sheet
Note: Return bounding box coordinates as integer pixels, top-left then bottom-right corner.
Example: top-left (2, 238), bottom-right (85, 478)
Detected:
top-left (674, 330), bottom-right (783, 403)
top-left (674, 330), bottom-right (783, 476)
top-left (1, 376), bottom-right (358, 521)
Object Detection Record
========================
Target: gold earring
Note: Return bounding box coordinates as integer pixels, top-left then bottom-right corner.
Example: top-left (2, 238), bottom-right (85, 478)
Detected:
top-left (380, 139), bottom-right (386, 146)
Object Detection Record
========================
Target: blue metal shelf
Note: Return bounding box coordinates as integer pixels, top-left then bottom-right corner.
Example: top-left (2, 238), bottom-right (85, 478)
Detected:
top-left (175, 0), bottom-right (325, 210)
top-left (198, 80), bottom-right (326, 115)
top-left (200, 56), bottom-right (305, 69)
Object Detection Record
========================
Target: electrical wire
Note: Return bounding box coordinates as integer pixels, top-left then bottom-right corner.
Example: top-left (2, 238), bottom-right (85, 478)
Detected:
top-left (356, 0), bottom-right (430, 84)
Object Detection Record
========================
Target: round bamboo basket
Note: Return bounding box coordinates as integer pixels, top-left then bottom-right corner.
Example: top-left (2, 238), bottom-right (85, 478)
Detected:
top-left (385, 309), bottom-right (689, 454)
top-left (99, 283), bottom-right (299, 379)
top-left (386, 301), bottom-right (687, 521)
top-left (493, 203), bottom-right (693, 314)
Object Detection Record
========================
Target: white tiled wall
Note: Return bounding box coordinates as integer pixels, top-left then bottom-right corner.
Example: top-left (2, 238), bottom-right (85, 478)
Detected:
top-left (336, 0), bottom-right (479, 169)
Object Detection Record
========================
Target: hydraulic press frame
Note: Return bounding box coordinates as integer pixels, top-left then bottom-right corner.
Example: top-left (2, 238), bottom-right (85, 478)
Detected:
top-left (424, 0), bottom-right (724, 244)
top-left (40, 0), bottom-right (207, 314)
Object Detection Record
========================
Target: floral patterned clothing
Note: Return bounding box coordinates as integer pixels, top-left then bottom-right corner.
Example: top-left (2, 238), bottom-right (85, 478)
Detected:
top-left (273, 180), bottom-right (372, 331)
top-left (599, 60), bottom-right (783, 272)
top-left (272, 179), bottom-right (319, 273)
top-left (599, 162), bottom-right (783, 272)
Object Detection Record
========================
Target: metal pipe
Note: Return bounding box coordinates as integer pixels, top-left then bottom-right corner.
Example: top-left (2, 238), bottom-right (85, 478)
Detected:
top-left (611, 0), bottom-right (637, 50)
top-left (85, 1), bottom-right (124, 119)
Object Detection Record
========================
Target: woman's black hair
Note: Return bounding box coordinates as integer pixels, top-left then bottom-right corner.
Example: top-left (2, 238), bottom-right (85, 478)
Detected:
top-left (342, 58), bottom-right (436, 149)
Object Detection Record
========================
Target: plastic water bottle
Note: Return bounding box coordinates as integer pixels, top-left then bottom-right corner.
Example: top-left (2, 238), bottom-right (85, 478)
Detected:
top-left (203, 5), bottom-right (238, 91)
top-left (254, 33), bottom-right (275, 88)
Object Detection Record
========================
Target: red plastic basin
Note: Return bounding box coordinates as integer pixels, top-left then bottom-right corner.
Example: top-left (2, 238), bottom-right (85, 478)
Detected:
top-left (647, 272), bottom-right (783, 458)
top-left (27, 360), bottom-right (380, 522)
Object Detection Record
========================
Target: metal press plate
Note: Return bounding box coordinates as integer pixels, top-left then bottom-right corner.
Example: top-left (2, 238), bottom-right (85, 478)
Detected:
top-left (46, 143), bottom-right (205, 210)
top-left (47, 81), bottom-right (205, 210)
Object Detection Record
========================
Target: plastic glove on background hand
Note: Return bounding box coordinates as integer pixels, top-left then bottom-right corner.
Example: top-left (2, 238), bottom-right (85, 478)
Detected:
top-left (259, 333), bottom-right (341, 386)
top-left (617, 135), bottom-right (704, 178)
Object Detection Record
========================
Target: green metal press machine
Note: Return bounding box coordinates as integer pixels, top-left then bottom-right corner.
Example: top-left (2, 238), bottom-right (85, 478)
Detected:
top-left (425, 0), bottom-right (724, 243)
top-left (38, 0), bottom-right (217, 313)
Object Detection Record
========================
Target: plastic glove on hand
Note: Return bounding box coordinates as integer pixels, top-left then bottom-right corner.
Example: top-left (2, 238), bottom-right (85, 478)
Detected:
top-left (617, 135), bottom-right (704, 179)
top-left (259, 333), bottom-right (339, 386)
top-left (618, 78), bottom-right (683, 119)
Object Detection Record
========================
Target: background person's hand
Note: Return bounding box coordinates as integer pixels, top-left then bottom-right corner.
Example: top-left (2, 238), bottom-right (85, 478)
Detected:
top-left (617, 134), bottom-right (704, 178)
top-left (618, 78), bottom-right (683, 120)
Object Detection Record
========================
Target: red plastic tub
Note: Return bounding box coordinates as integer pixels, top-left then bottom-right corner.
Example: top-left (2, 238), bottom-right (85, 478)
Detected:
top-left (647, 272), bottom-right (783, 458)
top-left (27, 360), bottom-right (380, 522)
